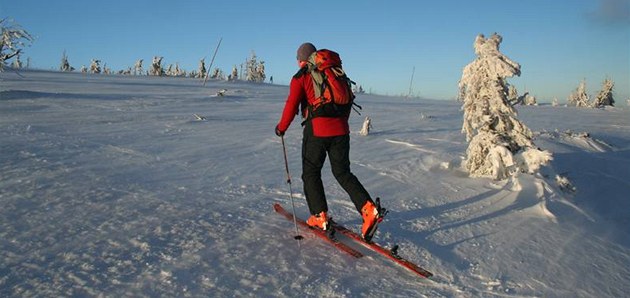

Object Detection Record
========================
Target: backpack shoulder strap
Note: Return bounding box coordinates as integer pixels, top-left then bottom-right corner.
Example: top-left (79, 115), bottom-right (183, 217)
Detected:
top-left (293, 66), bottom-right (308, 78)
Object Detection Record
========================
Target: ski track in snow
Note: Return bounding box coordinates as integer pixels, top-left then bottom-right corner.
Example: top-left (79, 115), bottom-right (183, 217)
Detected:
top-left (1, 70), bottom-right (630, 297)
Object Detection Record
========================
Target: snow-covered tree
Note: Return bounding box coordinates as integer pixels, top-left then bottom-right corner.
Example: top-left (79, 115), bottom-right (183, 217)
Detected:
top-left (80, 65), bottom-right (87, 73)
top-left (592, 78), bottom-right (615, 107)
top-left (458, 33), bottom-right (551, 180)
top-left (257, 61), bottom-right (266, 82)
top-left (507, 84), bottom-right (519, 105)
top-left (232, 65), bottom-right (238, 80)
top-left (245, 51), bottom-right (266, 82)
top-left (524, 94), bottom-right (537, 106)
top-left (359, 117), bottom-right (372, 136)
top-left (552, 98), bottom-right (559, 107)
top-left (210, 67), bottom-right (225, 80)
top-left (89, 59), bottom-right (101, 74)
top-left (228, 65), bottom-right (238, 81)
top-left (102, 63), bottom-right (111, 75)
top-left (11, 53), bottom-right (22, 69)
top-left (514, 91), bottom-right (528, 106)
top-left (198, 58), bottom-right (207, 79)
top-left (150, 56), bottom-right (164, 76)
top-left (1, 18), bottom-right (34, 71)
top-left (567, 80), bottom-right (590, 107)
top-left (60, 51), bottom-right (73, 72)
top-left (134, 59), bottom-right (143, 75)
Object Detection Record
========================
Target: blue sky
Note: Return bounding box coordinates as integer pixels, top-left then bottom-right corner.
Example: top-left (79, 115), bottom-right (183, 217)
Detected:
top-left (2, 0), bottom-right (629, 101)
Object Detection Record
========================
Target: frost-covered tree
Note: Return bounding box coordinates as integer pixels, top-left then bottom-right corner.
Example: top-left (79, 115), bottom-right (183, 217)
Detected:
top-left (134, 59), bottom-right (143, 75)
top-left (514, 91), bottom-right (529, 106)
top-left (1, 18), bottom-right (34, 71)
top-left (245, 51), bottom-right (266, 82)
top-left (89, 59), bottom-right (101, 74)
top-left (11, 53), bottom-right (22, 69)
top-left (210, 67), bottom-right (225, 80)
top-left (567, 80), bottom-right (590, 107)
top-left (102, 63), bottom-right (111, 75)
top-left (354, 84), bottom-right (365, 94)
top-left (592, 78), bottom-right (615, 107)
top-left (60, 51), bottom-right (73, 72)
top-left (507, 84), bottom-right (519, 105)
top-left (257, 61), bottom-right (266, 82)
top-left (229, 65), bottom-right (238, 81)
top-left (150, 56), bottom-right (164, 76)
top-left (524, 94), bottom-right (537, 106)
top-left (198, 58), bottom-right (207, 79)
top-left (458, 33), bottom-right (551, 180)
top-left (359, 117), bottom-right (373, 136)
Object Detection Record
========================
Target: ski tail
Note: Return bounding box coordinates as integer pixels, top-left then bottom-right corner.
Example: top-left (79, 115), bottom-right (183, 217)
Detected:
top-left (273, 203), bottom-right (363, 258)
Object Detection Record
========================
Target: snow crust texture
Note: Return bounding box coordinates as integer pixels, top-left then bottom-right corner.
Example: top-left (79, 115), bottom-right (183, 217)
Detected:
top-left (1, 70), bottom-right (630, 297)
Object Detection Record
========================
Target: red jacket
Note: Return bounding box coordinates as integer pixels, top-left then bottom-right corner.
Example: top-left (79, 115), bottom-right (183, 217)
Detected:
top-left (277, 68), bottom-right (349, 137)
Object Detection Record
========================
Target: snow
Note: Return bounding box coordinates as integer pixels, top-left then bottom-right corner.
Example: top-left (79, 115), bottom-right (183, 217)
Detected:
top-left (1, 70), bottom-right (630, 297)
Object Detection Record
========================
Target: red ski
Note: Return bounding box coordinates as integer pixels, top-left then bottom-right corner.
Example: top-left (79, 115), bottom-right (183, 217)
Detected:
top-left (273, 203), bottom-right (363, 258)
top-left (331, 220), bottom-right (433, 279)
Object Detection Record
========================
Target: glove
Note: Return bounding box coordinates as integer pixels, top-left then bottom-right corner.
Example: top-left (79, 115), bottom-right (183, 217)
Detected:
top-left (275, 125), bottom-right (285, 137)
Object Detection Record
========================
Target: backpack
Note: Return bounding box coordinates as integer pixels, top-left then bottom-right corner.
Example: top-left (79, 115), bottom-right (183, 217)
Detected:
top-left (304, 49), bottom-right (360, 120)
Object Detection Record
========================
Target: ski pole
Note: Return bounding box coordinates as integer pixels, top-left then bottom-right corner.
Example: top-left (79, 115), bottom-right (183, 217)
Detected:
top-left (281, 135), bottom-right (303, 240)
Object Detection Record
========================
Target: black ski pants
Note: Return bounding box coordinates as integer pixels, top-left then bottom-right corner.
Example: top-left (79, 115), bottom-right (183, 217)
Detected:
top-left (302, 124), bottom-right (372, 215)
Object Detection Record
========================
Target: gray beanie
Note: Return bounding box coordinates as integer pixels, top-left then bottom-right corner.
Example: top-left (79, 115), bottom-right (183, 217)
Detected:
top-left (297, 42), bottom-right (316, 61)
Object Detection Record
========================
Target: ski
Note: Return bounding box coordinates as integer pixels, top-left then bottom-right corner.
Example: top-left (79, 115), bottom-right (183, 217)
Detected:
top-left (330, 220), bottom-right (434, 279)
top-left (273, 203), bottom-right (363, 258)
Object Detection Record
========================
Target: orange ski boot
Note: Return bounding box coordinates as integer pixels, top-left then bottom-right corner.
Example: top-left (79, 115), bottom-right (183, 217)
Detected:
top-left (306, 211), bottom-right (329, 231)
top-left (361, 198), bottom-right (386, 241)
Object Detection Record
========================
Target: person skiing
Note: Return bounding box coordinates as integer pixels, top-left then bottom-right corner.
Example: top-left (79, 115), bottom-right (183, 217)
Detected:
top-left (275, 42), bottom-right (383, 240)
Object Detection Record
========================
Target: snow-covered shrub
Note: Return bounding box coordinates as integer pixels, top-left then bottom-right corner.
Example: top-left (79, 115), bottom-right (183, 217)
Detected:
top-left (150, 56), bottom-right (164, 76)
top-left (229, 65), bottom-right (238, 81)
top-left (198, 59), bottom-right (207, 79)
top-left (458, 33), bottom-right (552, 180)
top-left (567, 80), bottom-right (590, 107)
top-left (507, 85), bottom-right (519, 105)
top-left (524, 94), bottom-right (537, 106)
top-left (592, 78), bottom-right (615, 107)
top-left (354, 84), bottom-right (366, 94)
top-left (89, 59), bottom-right (101, 74)
top-left (1, 18), bottom-right (33, 71)
top-left (211, 67), bottom-right (225, 80)
top-left (60, 51), bottom-right (73, 72)
top-left (556, 175), bottom-right (576, 193)
top-left (165, 63), bottom-right (185, 77)
top-left (359, 117), bottom-right (372, 136)
top-left (134, 59), bottom-right (143, 75)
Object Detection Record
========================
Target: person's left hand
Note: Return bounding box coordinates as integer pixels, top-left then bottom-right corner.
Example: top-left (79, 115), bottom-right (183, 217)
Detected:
top-left (275, 125), bottom-right (284, 137)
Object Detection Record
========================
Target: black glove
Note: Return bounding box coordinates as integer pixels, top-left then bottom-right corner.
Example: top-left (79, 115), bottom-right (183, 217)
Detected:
top-left (275, 125), bottom-right (285, 137)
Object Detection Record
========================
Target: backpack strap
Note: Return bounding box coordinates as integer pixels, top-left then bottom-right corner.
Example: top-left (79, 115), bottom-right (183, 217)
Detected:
top-left (293, 66), bottom-right (308, 79)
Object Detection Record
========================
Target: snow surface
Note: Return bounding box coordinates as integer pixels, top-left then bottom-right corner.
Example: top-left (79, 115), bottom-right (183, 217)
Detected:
top-left (1, 70), bottom-right (629, 297)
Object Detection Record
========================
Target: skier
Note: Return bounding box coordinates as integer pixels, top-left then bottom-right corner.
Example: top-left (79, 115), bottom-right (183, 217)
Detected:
top-left (275, 42), bottom-right (383, 240)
